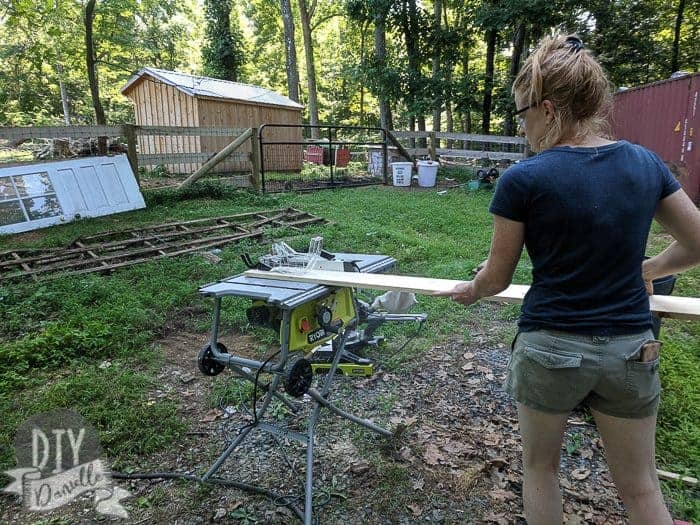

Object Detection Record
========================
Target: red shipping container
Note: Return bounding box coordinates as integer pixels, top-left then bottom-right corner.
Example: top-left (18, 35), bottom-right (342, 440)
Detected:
top-left (611, 72), bottom-right (699, 204)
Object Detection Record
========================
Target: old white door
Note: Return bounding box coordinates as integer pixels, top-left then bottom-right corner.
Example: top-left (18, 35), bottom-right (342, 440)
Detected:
top-left (0, 155), bottom-right (145, 235)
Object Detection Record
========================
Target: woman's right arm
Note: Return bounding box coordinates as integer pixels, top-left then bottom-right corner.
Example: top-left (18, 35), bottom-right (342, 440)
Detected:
top-left (643, 189), bottom-right (700, 285)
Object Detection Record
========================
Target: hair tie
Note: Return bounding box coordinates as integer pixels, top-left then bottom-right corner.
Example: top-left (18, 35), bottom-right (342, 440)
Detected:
top-left (565, 36), bottom-right (584, 52)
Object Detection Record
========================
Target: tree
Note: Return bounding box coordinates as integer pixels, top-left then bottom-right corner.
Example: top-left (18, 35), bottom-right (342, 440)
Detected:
top-left (431, 0), bottom-right (442, 133)
top-left (346, 0), bottom-right (395, 129)
top-left (298, 0), bottom-right (320, 136)
top-left (394, 0), bottom-right (431, 143)
top-left (202, 0), bottom-right (246, 81)
top-left (502, 22), bottom-right (526, 136)
top-left (85, 0), bottom-right (106, 135)
top-left (481, 27), bottom-right (497, 134)
top-left (280, 0), bottom-right (300, 101)
top-left (473, 0), bottom-right (507, 135)
top-left (584, 0), bottom-right (669, 87)
top-left (671, 0), bottom-right (686, 74)
top-left (373, 3), bottom-right (394, 129)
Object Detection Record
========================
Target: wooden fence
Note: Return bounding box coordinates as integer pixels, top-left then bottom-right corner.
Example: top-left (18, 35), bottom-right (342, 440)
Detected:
top-left (0, 125), bottom-right (258, 188)
top-left (392, 130), bottom-right (528, 162)
top-left (0, 125), bottom-right (529, 190)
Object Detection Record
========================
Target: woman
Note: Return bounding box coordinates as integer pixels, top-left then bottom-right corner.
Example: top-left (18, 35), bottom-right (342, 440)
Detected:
top-left (435, 34), bottom-right (700, 524)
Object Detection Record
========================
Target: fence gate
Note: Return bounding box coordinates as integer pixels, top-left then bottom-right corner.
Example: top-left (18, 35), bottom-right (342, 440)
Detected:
top-left (258, 124), bottom-right (389, 193)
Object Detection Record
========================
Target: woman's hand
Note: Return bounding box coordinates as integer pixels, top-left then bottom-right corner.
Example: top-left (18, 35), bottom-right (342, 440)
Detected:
top-left (433, 281), bottom-right (478, 306)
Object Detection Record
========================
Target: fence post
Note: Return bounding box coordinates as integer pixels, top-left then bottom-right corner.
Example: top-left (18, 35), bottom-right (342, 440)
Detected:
top-left (179, 128), bottom-right (253, 190)
top-left (249, 127), bottom-right (261, 191)
top-left (123, 124), bottom-right (139, 185)
top-left (429, 131), bottom-right (437, 160)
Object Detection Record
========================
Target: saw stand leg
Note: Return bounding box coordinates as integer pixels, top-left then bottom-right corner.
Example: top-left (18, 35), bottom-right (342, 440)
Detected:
top-left (201, 299), bottom-right (290, 480)
top-left (201, 299), bottom-right (393, 524)
top-left (300, 329), bottom-right (393, 525)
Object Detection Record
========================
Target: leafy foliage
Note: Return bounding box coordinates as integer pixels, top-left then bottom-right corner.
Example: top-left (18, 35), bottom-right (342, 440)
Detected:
top-left (1, 0), bottom-right (696, 129)
top-left (202, 0), bottom-right (246, 82)
top-left (0, 0), bottom-right (200, 125)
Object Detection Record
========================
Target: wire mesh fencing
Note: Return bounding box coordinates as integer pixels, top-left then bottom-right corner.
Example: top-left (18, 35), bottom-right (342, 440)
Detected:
top-left (259, 125), bottom-right (390, 193)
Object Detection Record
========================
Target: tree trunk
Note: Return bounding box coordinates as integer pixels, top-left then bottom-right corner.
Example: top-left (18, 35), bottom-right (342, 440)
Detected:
top-left (442, 1), bottom-right (453, 147)
top-left (56, 62), bottom-right (71, 126)
top-left (671, 0), bottom-right (686, 74)
top-left (446, 102), bottom-right (453, 148)
top-left (481, 28), bottom-right (497, 135)
top-left (504, 23), bottom-right (526, 136)
top-left (280, 0), bottom-right (300, 102)
top-left (374, 8), bottom-right (393, 130)
top-left (85, 0), bottom-right (106, 153)
top-left (298, 0), bottom-right (319, 138)
top-left (401, 0), bottom-right (423, 144)
top-left (461, 46), bottom-right (470, 147)
top-left (53, 0), bottom-right (70, 126)
top-left (431, 0), bottom-right (442, 134)
top-left (417, 115), bottom-right (426, 149)
top-left (359, 22), bottom-right (367, 126)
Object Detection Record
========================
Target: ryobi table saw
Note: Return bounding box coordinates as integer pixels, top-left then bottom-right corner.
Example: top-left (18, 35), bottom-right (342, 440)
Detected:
top-left (197, 250), bottom-right (426, 524)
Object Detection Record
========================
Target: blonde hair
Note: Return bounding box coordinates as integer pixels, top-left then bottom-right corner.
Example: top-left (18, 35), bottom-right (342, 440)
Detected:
top-left (513, 34), bottom-right (612, 151)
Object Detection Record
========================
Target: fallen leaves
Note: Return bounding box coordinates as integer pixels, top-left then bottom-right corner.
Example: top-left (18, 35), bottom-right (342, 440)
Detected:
top-left (489, 487), bottom-right (518, 503)
top-left (483, 511), bottom-right (510, 525)
top-left (407, 503), bottom-right (422, 517)
top-left (198, 408), bottom-right (222, 423)
top-left (423, 443), bottom-right (445, 466)
top-left (453, 463), bottom-right (485, 492)
top-left (141, 326), bottom-right (631, 525)
top-left (348, 460), bottom-right (371, 475)
top-left (572, 468), bottom-right (591, 481)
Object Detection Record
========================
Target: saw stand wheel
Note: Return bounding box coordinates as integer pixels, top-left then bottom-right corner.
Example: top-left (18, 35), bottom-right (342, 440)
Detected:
top-left (198, 342), bottom-right (228, 376)
top-left (285, 357), bottom-right (313, 397)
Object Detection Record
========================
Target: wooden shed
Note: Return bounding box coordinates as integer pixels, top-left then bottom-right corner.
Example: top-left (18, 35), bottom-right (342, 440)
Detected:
top-left (121, 67), bottom-right (304, 174)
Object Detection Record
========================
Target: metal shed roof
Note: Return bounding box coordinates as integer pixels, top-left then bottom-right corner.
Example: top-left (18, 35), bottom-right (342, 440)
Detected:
top-left (121, 67), bottom-right (304, 110)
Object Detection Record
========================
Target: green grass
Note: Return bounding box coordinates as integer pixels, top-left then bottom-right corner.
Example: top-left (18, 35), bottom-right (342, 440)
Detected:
top-left (0, 181), bottom-right (698, 519)
top-left (0, 148), bottom-right (33, 164)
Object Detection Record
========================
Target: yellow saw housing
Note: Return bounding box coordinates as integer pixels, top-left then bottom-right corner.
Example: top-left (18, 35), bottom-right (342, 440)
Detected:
top-left (286, 288), bottom-right (356, 353)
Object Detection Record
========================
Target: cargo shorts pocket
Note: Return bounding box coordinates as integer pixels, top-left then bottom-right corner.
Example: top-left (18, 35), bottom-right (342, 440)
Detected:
top-left (506, 342), bottom-right (584, 411)
top-left (523, 346), bottom-right (582, 369)
top-left (624, 342), bottom-right (661, 399)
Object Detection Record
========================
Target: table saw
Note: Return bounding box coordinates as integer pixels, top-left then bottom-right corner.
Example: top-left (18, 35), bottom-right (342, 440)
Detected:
top-left (197, 251), bottom-right (426, 524)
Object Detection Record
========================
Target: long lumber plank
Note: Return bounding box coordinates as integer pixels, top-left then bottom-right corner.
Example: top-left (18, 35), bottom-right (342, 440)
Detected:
top-left (243, 269), bottom-right (700, 321)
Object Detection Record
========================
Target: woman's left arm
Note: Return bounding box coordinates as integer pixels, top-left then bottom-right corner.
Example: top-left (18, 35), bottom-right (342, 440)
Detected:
top-left (434, 215), bottom-right (525, 306)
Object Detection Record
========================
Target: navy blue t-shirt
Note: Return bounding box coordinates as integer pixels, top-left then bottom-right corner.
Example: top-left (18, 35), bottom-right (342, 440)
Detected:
top-left (489, 140), bottom-right (681, 335)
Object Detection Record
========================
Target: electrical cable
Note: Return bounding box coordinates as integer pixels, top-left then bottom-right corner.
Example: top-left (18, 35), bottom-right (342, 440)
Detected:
top-left (111, 471), bottom-right (305, 522)
top-left (236, 349), bottom-right (281, 435)
top-left (115, 350), bottom-right (334, 523)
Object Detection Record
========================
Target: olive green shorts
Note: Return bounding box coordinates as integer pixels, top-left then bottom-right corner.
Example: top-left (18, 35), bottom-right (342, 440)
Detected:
top-left (504, 329), bottom-right (660, 418)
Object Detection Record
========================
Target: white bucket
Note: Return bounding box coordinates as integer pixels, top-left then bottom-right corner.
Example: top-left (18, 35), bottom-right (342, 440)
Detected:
top-left (417, 160), bottom-right (438, 187)
top-left (391, 162), bottom-right (413, 186)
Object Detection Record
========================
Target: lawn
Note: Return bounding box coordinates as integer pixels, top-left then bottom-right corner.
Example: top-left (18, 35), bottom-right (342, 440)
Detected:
top-left (0, 178), bottom-right (698, 521)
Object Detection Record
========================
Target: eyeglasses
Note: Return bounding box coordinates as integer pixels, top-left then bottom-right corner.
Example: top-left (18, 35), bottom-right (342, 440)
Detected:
top-left (514, 99), bottom-right (544, 129)
top-left (515, 105), bottom-right (532, 129)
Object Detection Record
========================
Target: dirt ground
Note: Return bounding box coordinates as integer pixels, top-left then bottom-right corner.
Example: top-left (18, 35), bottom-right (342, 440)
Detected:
top-left (2, 314), bottom-right (641, 525)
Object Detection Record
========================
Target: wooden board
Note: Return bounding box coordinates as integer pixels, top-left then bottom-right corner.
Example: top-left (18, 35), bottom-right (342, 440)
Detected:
top-left (244, 269), bottom-right (700, 321)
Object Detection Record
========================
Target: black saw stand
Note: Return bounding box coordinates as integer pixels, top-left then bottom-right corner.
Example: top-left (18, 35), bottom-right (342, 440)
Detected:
top-left (197, 253), bottom-right (425, 524)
